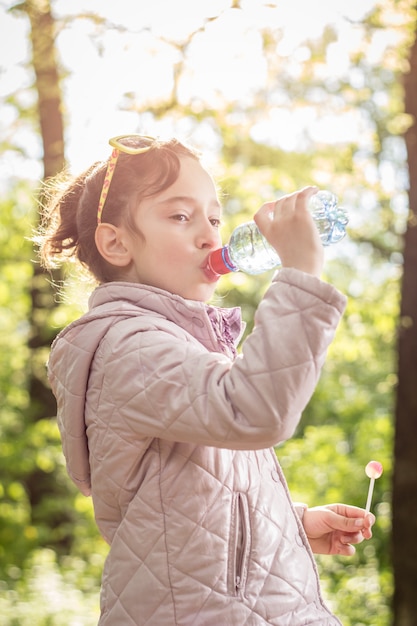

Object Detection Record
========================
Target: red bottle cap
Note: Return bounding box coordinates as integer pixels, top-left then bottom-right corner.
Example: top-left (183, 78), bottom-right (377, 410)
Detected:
top-left (207, 247), bottom-right (238, 275)
top-left (208, 248), bottom-right (228, 275)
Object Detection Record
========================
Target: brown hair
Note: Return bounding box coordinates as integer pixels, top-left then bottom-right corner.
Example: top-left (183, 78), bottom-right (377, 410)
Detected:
top-left (38, 138), bottom-right (200, 283)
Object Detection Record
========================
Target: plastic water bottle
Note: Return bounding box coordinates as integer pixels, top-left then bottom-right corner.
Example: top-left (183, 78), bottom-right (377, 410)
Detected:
top-left (207, 190), bottom-right (348, 276)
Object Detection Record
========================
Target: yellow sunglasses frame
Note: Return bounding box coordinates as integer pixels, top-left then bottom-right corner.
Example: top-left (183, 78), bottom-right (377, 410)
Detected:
top-left (97, 135), bottom-right (156, 224)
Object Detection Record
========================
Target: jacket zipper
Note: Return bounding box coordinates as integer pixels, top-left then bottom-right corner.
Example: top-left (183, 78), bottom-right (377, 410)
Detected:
top-left (231, 492), bottom-right (250, 596)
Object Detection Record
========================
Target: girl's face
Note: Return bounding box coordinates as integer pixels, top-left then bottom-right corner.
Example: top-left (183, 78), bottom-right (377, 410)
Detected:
top-left (123, 156), bottom-right (223, 301)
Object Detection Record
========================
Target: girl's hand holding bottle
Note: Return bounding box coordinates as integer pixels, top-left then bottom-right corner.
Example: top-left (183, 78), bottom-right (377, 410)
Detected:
top-left (254, 186), bottom-right (325, 278)
top-left (206, 186), bottom-right (348, 278)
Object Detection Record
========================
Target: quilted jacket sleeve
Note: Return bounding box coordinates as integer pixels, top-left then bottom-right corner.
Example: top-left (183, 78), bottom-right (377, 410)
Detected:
top-left (98, 269), bottom-right (346, 450)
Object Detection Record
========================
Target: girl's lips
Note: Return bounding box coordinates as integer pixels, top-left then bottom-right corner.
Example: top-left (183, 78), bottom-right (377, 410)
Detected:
top-left (202, 256), bottom-right (220, 282)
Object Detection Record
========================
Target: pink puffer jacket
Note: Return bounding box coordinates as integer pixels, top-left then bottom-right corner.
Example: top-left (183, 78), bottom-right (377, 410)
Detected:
top-left (48, 268), bottom-right (346, 625)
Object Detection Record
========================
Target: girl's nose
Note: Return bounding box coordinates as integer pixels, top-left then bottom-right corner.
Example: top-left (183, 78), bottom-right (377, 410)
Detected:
top-left (196, 219), bottom-right (220, 250)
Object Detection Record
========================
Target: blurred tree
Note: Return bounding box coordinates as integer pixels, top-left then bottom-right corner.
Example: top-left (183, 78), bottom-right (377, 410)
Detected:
top-left (393, 14), bottom-right (417, 626)
top-left (8, 0), bottom-right (79, 562)
top-left (23, 0), bottom-right (65, 406)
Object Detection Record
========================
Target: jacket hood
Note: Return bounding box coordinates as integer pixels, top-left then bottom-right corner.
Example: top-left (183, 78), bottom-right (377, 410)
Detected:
top-left (48, 282), bottom-right (243, 496)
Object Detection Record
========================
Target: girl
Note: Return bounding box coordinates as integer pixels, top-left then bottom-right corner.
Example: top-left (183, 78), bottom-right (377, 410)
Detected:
top-left (40, 135), bottom-right (374, 626)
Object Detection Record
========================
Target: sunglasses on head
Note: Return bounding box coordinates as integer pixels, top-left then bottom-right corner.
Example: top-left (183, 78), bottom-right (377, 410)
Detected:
top-left (97, 134), bottom-right (157, 224)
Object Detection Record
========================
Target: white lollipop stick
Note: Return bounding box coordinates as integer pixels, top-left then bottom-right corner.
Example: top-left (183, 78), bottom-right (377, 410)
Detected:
top-left (365, 461), bottom-right (383, 514)
top-left (365, 478), bottom-right (375, 514)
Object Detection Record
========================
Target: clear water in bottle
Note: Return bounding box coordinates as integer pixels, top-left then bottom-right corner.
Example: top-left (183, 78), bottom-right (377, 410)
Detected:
top-left (207, 190), bottom-right (348, 276)
top-left (308, 190), bottom-right (348, 245)
top-left (228, 222), bottom-right (279, 274)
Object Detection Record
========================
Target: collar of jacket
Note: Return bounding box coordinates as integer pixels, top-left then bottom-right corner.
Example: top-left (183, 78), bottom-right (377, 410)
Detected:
top-left (88, 281), bottom-right (245, 354)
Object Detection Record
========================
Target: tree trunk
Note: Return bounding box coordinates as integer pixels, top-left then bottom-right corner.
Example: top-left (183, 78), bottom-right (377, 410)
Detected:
top-left (392, 21), bottom-right (417, 626)
top-left (24, 0), bottom-right (65, 421)
top-left (26, 0), bottom-right (65, 179)
top-left (18, 0), bottom-right (75, 549)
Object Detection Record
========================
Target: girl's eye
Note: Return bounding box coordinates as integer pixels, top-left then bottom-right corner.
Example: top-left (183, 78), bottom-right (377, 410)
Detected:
top-left (171, 214), bottom-right (188, 222)
top-left (210, 218), bottom-right (222, 228)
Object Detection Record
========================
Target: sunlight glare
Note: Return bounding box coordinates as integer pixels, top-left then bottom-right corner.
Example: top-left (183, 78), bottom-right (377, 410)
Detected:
top-left (0, 0), bottom-right (393, 179)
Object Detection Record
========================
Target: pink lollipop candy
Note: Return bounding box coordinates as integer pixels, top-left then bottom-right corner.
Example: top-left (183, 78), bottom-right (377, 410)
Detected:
top-left (365, 461), bottom-right (383, 513)
top-left (365, 461), bottom-right (383, 480)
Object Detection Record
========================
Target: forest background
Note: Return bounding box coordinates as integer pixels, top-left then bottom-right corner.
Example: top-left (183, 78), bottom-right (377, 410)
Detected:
top-left (1, 0), bottom-right (417, 625)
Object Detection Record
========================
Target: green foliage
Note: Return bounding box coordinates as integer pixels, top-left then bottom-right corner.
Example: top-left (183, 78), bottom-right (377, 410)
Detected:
top-left (0, 181), bottom-right (36, 573)
top-left (301, 261), bottom-right (399, 434)
top-left (0, 549), bottom-right (102, 626)
top-left (0, 176), bottom-right (98, 586)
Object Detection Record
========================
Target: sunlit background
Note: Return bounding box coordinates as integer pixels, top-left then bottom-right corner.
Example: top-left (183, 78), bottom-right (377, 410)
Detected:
top-left (1, 0), bottom-right (399, 178)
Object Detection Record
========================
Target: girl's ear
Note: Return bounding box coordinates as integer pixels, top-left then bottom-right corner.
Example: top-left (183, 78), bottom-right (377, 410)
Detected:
top-left (95, 223), bottom-right (132, 267)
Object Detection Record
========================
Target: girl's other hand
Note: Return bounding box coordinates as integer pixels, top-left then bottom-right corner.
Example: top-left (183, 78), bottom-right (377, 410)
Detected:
top-left (254, 186), bottom-right (324, 278)
top-left (302, 503), bottom-right (376, 556)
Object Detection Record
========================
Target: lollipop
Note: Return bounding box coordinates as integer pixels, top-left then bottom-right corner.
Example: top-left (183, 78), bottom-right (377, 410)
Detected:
top-left (365, 461), bottom-right (383, 513)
